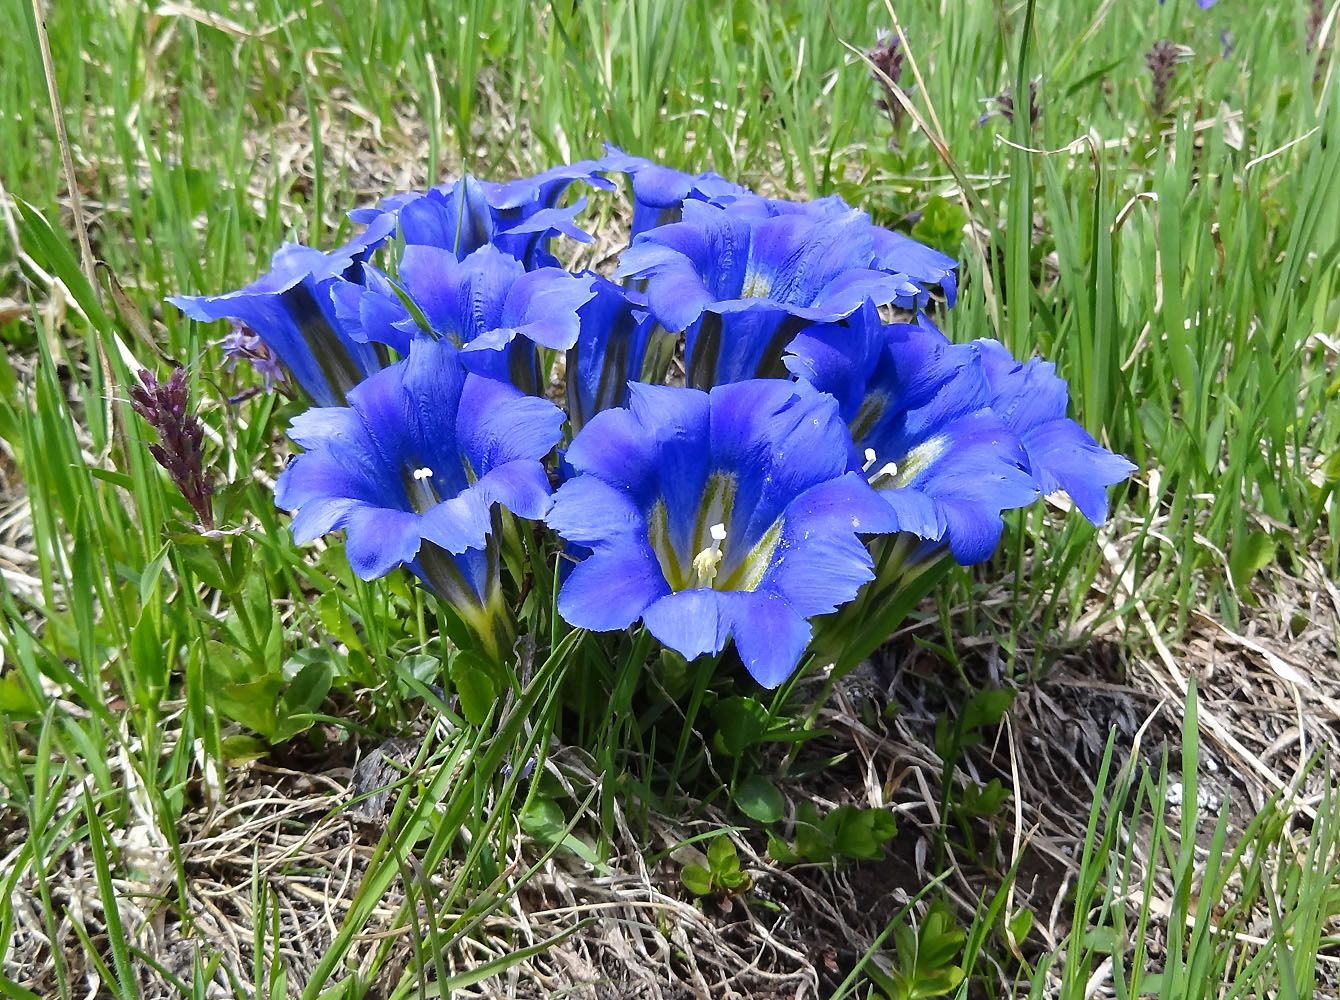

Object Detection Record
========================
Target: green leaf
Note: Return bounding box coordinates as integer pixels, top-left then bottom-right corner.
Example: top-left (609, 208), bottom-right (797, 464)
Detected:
top-left (273, 655), bottom-right (334, 741)
top-left (1007, 907), bottom-right (1034, 945)
top-left (1229, 530), bottom-right (1276, 595)
top-left (910, 195), bottom-right (968, 253)
top-left (0, 672), bottom-right (39, 717)
top-left (129, 604), bottom-right (167, 700)
top-left (706, 835), bottom-right (738, 874)
top-left (215, 673), bottom-right (285, 740)
top-left (711, 696), bottom-right (770, 756)
top-left (451, 651), bottom-right (500, 727)
top-left (766, 832), bottom-right (799, 864)
top-left (680, 863), bottom-right (713, 896)
top-left (733, 775), bottom-right (784, 824)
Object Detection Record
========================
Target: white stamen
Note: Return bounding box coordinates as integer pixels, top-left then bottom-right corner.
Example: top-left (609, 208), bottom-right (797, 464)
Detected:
top-left (862, 448), bottom-right (878, 472)
top-left (692, 522), bottom-right (729, 587)
top-left (877, 461), bottom-right (899, 479)
top-left (413, 466), bottom-right (434, 480)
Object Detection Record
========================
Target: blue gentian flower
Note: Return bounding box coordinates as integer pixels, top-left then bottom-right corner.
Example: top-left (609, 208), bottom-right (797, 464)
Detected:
top-left (597, 146), bottom-right (752, 238)
top-left (786, 304), bottom-right (1133, 564)
top-left (725, 194), bottom-right (959, 307)
top-left (974, 339), bottom-right (1137, 525)
top-left (169, 214), bottom-right (396, 406)
top-left (546, 380), bottom-right (898, 687)
top-left (350, 163), bottom-right (611, 270)
top-left (614, 200), bottom-right (923, 388)
top-left (330, 243), bottom-right (596, 395)
top-left (565, 275), bottom-right (655, 432)
top-left (274, 336), bottom-right (564, 661)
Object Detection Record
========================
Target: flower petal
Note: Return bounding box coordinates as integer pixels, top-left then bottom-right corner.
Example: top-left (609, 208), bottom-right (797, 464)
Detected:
top-left (716, 590), bottom-right (813, 688)
top-left (641, 589), bottom-right (732, 661)
top-left (557, 546), bottom-right (670, 632)
top-left (342, 505), bottom-right (423, 579)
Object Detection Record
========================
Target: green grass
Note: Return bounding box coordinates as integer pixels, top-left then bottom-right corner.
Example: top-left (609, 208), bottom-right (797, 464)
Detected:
top-left (1, 0), bottom-right (1338, 996)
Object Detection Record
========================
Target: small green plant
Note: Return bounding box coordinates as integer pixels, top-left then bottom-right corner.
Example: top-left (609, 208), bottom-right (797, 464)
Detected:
top-left (680, 835), bottom-right (752, 897)
top-left (865, 902), bottom-right (966, 1000)
top-left (768, 802), bottom-right (898, 865)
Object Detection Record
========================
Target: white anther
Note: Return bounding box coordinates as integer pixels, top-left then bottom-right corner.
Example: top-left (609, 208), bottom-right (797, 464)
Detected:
top-left (877, 461), bottom-right (899, 479)
top-left (692, 522), bottom-right (729, 587)
top-left (413, 466), bottom-right (434, 480)
top-left (863, 448), bottom-right (878, 472)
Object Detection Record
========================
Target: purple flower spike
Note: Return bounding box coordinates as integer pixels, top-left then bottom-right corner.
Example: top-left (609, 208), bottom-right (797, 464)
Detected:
top-left (129, 367), bottom-right (215, 529)
top-left (169, 215), bottom-right (395, 407)
top-left (547, 380), bottom-right (898, 688)
top-left (275, 337), bottom-right (564, 660)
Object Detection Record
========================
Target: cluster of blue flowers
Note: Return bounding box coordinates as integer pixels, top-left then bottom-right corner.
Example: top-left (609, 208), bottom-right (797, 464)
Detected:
top-left (173, 149), bottom-right (1134, 688)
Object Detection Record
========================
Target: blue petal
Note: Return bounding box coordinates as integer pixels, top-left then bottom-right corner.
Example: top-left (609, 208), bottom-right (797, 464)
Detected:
top-left (398, 177), bottom-right (494, 255)
top-left (975, 339), bottom-right (1135, 524)
top-left (716, 591), bottom-right (813, 688)
top-left (641, 589), bottom-right (732, 661)
top-left (546, 474), bottom-right (648, 546)
top-left (497, 266), bottom-right (596, 350)
top-left (473, 460), bottom-right (555, 521)
top-left (627, 383), bottom-right (713, 552)
top-left (759, 474), bottom-right (893, 618)
top-left (707, 381), bottom-right (856, 549)
top-left (566, 275), bottom-right (653, 430)
top-left (456, 374), bottom-right (564, 470)
top-left (416, 491), bottom-right (492, 554)
top-left (169, 217), bottom-right (394, 406)
top-left (598, 146), bottom-right (751, 237)
top-left (556, 547), bottom-right (670, 632)
top-left (1016, 420), bottom-right (1136, 525)
top-left (478, 159), bottom-right (614, 212)
top-left (343, 505), bottom-right (423, 579)
top-left (562, 405), bottom-right (663, 510)
top-left (288, 495), bottom-right (361, 545)
top-left (869, 228), bottom-right (960, 307)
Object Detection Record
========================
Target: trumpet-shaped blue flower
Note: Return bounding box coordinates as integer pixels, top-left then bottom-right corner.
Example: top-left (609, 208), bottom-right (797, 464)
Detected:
top-left (351, 163), bottom-right (612, 270)
top-left (547, 380), bottom-right (898, 687)
top-left (274, 336), bottom-right (564, 660)
top-left (615, 200), bottom-right (923, 388)
top-left (724, 193), bottom-right (959, 307)
top-left (597, 146), bottom-right (751, 239)
top-left (329, 243), bottom-right (596, 395)
top-left (974, 339), bottom-right (1137, 524)
top-left (565, 275), bottom-right (655, 432)
top-left (786, 304), bottom-right (1133, 564)
top-left (169, 214), bottom-right (396, 406)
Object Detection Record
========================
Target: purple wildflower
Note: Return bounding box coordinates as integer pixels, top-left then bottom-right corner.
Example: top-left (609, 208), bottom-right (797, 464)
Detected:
top-left (129, 367), bottom-right (215, 529)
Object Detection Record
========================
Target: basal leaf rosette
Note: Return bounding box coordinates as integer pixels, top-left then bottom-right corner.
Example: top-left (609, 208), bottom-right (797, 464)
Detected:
top-left (546, 379), bottom-right (899, 688)
top-left (274, 336), bottom-right (564, 663)
top-left (170, 213), bottom-right (396, 407)
top-left (613, 200), bottom-right (924, 389)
